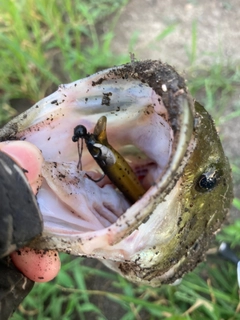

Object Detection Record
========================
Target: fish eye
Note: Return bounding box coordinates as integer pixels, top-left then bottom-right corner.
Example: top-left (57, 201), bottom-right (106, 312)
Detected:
top-left (72, 125), bottom-right (87, 142)
top-left (198, 174), bottom-right (217, 190)
top-left (196, 168), bottom-right (221, 192)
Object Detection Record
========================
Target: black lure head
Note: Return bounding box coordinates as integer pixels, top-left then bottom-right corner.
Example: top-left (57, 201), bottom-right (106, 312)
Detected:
top-left (72, 125), bottom-right (88, 142)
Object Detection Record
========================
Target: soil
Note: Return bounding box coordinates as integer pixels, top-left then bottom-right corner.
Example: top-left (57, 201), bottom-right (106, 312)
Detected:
top-left (111, 0), bottom-right (240, 69)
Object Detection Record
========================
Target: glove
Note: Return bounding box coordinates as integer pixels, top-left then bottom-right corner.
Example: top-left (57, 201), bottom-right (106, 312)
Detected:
top-left (0, 150), bottom-right (43, 319)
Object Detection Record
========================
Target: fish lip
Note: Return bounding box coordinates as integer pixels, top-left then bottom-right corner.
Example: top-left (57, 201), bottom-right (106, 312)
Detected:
top-left (0, 60), bottom-right (195, 253)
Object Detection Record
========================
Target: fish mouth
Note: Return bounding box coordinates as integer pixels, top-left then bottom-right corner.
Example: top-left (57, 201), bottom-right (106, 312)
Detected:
top-left (0, 61), bottom-right (194, 256)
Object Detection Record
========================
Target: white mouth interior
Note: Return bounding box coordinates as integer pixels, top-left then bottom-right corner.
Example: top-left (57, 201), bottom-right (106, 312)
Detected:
top-left (18, 76), bottom-right (174, 235)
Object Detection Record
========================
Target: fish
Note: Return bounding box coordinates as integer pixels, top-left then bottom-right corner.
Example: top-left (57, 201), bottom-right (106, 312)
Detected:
top-left (0, 60), bottom-right (233, 286)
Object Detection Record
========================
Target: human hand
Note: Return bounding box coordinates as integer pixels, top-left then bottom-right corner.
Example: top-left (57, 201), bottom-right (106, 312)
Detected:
top-left (0, 141), bottom-right (61, 282)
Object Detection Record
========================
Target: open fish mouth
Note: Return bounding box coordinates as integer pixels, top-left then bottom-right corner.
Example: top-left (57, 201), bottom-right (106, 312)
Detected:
top-left (0, 60), bottom-right (233, 286)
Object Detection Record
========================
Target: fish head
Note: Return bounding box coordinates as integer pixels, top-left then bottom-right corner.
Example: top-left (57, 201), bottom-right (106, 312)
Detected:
top-left (0, 60), bottom-right (233, 286)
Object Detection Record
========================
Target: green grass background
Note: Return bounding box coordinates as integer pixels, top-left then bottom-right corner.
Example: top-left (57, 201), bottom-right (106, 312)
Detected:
top-left (0, 1), bottom-right (240, 319)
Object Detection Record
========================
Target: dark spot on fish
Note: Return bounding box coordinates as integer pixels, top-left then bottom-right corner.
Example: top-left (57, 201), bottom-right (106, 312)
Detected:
top-left (169, 257), bottom-right (176, 264)
top-left (177, 216), bottom-right (182, 226)
top-left (51, 100), bottom-right (58, 104)
top-left (101, 92), bottom-right (112, 106)
top-left (192, 241), bottom-right (199, 251)
top-left (92, 77), bottom-right (105, 86)
top-left (178, 220), bottom-right (188, 234)
top-left (142, 216), bottom-right (150, 224)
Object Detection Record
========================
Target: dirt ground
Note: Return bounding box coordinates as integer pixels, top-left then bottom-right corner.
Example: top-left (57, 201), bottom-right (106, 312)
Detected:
top-left (111, 0), bottom-right (240, 69)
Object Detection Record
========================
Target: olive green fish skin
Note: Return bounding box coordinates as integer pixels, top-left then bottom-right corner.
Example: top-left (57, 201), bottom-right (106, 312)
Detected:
top-left (176, 102), bottom-right (233, 274)
top-left (116, 101), bottom-right (233, 285)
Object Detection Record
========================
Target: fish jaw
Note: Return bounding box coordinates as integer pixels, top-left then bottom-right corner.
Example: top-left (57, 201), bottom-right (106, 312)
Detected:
top-left (102, 102), bottom-right (233, 286)
top-left (0, 61), bottom-right (233, 286)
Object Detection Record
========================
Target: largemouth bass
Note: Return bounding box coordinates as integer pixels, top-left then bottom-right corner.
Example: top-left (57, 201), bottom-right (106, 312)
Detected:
top-left (0, 60), bottom-right (233, 286)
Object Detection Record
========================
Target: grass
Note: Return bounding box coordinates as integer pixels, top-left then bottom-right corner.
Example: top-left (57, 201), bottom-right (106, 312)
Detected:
top-left (0, 2), bottom-right (240, 319)
top-left (11, 254), bottom-right (240, 319)
top-left (0, 0), bottom-right (128, 125)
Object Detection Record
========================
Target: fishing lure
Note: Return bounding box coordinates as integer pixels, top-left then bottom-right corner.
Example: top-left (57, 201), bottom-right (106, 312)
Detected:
top-left (72, 116), bottom-right (146, 203)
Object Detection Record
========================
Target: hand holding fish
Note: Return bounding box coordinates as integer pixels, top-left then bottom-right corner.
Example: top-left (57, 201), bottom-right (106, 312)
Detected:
top-left (0, 140), bottom-right (60, 283)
